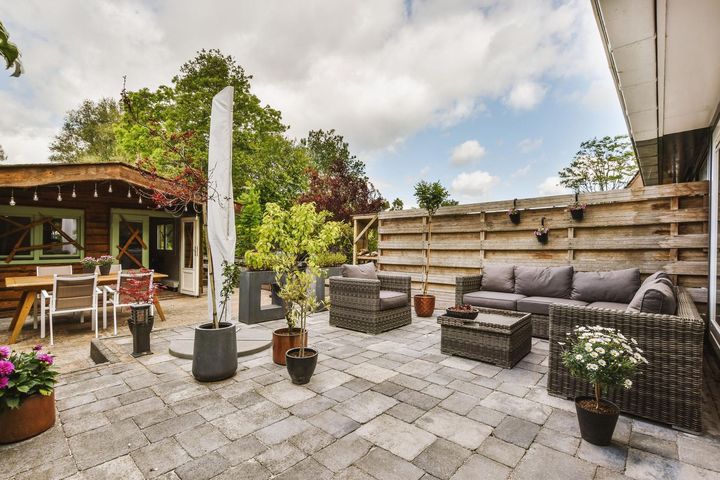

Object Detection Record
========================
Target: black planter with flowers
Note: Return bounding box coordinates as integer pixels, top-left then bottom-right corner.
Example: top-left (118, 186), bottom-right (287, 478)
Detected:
top-left (569, 194), bottom-right (586, 221)
top-left (507, 199), bottom-right (521, 224)
top-left (535, 217), bottom-right (549, 244)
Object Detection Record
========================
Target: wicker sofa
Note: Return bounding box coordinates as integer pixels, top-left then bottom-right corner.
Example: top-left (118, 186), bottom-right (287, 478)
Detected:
top-left (547, 287), bottom-right (704, 432)
top-left (329, 272), bottom-right (412, 334)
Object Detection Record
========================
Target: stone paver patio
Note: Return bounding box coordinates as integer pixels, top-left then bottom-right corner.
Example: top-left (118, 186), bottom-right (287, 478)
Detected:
top-left (3, 310), bottom-right (720, 480)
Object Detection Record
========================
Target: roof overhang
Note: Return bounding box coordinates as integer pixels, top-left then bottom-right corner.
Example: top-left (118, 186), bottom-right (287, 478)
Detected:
top-left (592, 0), bottom-right (720, 184)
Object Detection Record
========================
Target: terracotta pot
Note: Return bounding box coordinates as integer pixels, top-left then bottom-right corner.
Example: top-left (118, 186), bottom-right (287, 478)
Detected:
top-left (575, 396), bottom-right (620, 446)
top-left (272, 328), bottom-right (307, 365)
top-left (414, 294), bottom-right (436, 317)
top-left (0, 392), bottom-right (56, 444)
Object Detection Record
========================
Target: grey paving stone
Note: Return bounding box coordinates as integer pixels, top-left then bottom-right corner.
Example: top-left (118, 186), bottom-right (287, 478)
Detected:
top-left (308, 409), bottom-right (361, 438)
top-left (677, 434), bottom-right (720, 472)
top-left (332, 466), bottom-right (376, 480)
top-left (493, 416), bottom-right (540, 449)
top-left (412, 438), bottom-right (472, 479)
top-left (118, 387), bottom-right (155, 406)
top-left (344, 377), bottom-right (376, 392)
top-left (314, 433), bottom-right (373, 471)
top-left (398, 359), bottom-right (443, 378)
top-left (211, 400), bottom-right (289, 439)
top-left (306, 370), bottom-right (354, 393)
top-left (62, 412), bottom-right (110, 437)
top-left (130, 437), bottom-right (191, 478)
top-left (216, 435), bottom-right (267, 466)
top-left (387, 402), bottom-right (426, 423)
top-left (543, 408), bottom-right (581, 437)
top-left (577, 440), bottom-right (627, 472)
top-left (421, 384), bottom-right (454, 399)
top-left (175, 424), bottom-right (230, 458)
top-left (356, 414), bottom-right (437, 461)
top-left (467, 405), bottom-right (506, 427)
top-left (255, 415), bottom-right (312, 445)
top-left (395, 389), bottom-right (442, 411)
top-left (416, 407), bottom-right (492, 450)
top-left (333, 390), bottom-right (398, 423)
top-left (450, 454), bottom-right (510, 480)
top-left (213, 459), bottom-right (272, 480)
top-left (142, 411), bottom-right (205, 442)
top-left (0, 425), bottom-right (71, 478)
top-left (95, 383), bottom-right (131, 400)
top-left (60, 397), bottom-right (121, 422)
top-left (493, 367), bottom-right (543, 387)
top-left (629, 432), bottom-right (678, 459)
top-left (632, 420), bottom-right (678, 442)
top-left (290, 394), bottom-right (337, 418)
top-left (170, 391), bottom-right (225, 415)
top-left (625, 448), bottom-right (681, 480)
top-left (439, 392), bottom-right (479, 415)
top-left (594, 466), bottom-right (632, 479)
top-left (69, 418), bottom-right (148, 470)
top-left (439, 356), bottom-right (480, 372)
top-left (534, 427), bottom-right (580, 455)
top-left (480, 391), bottom-right (551, 425)
top-left (12, 455), bottom-right (78, 480)
top-left (132, 406), bottom-right (178, 429)
top-left (174, 451), bottom-right (230, 480)
top-left (356, 447), bottom-right (425, 480)
top-left (345, 362), bottom-right (398, 383)
top-left (195, 398), bottom-right (237, 421)
top-left (106, 396), bottom-right (166, 422)
top-left (392, 373), bottom-right (432, 391)
top-left (371, 380), bottom-right (406, 397)
top-left (289, 425), bottom-right (336, 454)
top-left (446, 379), bottom-right (492, 399)
top-left (497, 382), bottom-right (530, 397)
top-left (274, 457), bottom-right (334, 480)
top-left (478, 436), bottom-right (526, 468)
top-left (512, 444), bottom-right (595, 480)
top-left (256, 441), bottom-right (307, 474)
top-left (425, 372), bottom-right (455, 386)
top-left (55, 373), bottom-right (124, 400)
top-left (324, 385), bottom-right (357, 402)
top-left (57, 392), bottom-right (97, 411)
top-left (74, 455), bottom-right (144, 480)
top-left (257, 380), bottom-right (316, 408)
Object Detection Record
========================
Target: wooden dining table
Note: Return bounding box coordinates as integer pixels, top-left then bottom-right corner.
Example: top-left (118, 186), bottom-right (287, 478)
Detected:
top-left (4, 272), bottom-right (168, 344)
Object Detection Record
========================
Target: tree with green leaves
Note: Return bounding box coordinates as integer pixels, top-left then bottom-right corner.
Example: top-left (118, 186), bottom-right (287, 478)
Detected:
top-left (388, 198), bottom-right (404, 211)
top-left (301, 129), bottom-right (366, 177)
top-left (236, 183), bottom-right (263, 257)
top-left (414, 181), bottom-right (450, 296)
top-left (49, 98), bottom-right (124, 163)
top-left (0, 144), bottom-right (7, 161)
top-left (0, 20), bottom-right (23, 77)
top-left (558, 135), bottom-right (637, 192)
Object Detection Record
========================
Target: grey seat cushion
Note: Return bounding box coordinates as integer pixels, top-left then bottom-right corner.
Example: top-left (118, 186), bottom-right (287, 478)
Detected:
top-left (481, 264), bottom-right (515, 293)
top-left (627, 280), bottom-right (676, 315)
top-left (588, 301), bottom-right (630, 311)
top-left (571, 268), bottom-right (640, 303)
top-left (342, 263), bottom-right (378, 280)
top-left (517, 296), bottom-right (588, 316)
top-left (514, 266), bottom-right (573, 298)
top-left (379, 290), bottom-right (407, 310)
top-left (463, 291), bottom-right (526, 310)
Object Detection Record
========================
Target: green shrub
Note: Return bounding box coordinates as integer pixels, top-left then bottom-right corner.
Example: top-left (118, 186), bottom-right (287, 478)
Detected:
top-left (313, 252), bottom-right (347, 268)
top-left (243, 251), bottom-right (274, 271)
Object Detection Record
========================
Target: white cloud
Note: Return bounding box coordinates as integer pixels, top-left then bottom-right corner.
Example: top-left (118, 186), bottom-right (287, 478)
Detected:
top-left (450, 140), bottom-right (486, 165)
top-left (538, 176), bottom-right (571, 196)
top-left (0, 0), bottom-right (614, 163)
top-left (505, 81), bottom-right (547, 110)
top-left (451, 170), bottom-right (500, 201)
top-left (511, 164), bottom-right (532, 177)
top-left (518, 137), bottom-right (543, 153)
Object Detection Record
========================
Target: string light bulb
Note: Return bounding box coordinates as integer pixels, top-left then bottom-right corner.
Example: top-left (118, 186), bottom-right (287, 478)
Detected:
top-left (33, 187), bottom-right (38, 202)
top-left (94, 183), bottom-right (98, 198)
top-left (127, 185), bottom-right (132, 198)
top-left (57, 186), bottom-right (62, 202)
top-left (108, 182), bottom-right (113, 193)
top-left (9, 189), bottom-right (15, 206)
top-left (71, 184), bottom-right (77, 198)
top-left (138, 194), bottom-right (143, 204)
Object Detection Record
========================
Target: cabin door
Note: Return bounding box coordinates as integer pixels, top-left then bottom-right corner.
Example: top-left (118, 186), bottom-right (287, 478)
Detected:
top-left (180, 216), bottom-right (200, 296)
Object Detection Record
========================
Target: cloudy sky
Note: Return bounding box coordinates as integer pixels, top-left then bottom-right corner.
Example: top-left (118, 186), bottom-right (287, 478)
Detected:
top-left (0, 0), bottom-right (626, 207)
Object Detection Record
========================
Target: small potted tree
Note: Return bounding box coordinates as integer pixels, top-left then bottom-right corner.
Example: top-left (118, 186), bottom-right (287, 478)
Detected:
top-left (312, 251), bottom-right (347, 310)
top-left (560, 325), bottom-right (648, 445)
top-left (413, 180), bottom-right (449, 317)
top-left (0, 345), bottom-right (58, 444)
top-left (120, 270), bottom-right (161, 357)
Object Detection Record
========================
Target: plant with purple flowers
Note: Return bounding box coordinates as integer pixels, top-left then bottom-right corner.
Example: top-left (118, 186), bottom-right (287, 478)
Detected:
top-left (0, 346), bottom-right (58, 411)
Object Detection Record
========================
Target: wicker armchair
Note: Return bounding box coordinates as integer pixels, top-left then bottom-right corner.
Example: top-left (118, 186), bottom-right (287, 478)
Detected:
top-left (329, 274), bottom-right (412, 334)
top-left (455, 274), bottom-right (549, 338)
top-left (547, 287), bottom-right (704, 432)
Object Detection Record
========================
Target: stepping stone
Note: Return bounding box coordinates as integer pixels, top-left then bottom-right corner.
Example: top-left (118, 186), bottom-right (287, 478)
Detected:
top-left (168, 327), bottom-right (270, 359)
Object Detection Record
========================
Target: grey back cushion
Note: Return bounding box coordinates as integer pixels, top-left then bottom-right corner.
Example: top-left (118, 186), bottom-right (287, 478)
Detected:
top-left (341, 263), bottom-right (378, 280)
top-left (627, 279), bottom-right (676, 315)
top-left (571, 268), bottom-right (640, 304)
top-left (481, 264), bottom-right (515, 293)
top-left (514, 266), bottom-right (574, 298)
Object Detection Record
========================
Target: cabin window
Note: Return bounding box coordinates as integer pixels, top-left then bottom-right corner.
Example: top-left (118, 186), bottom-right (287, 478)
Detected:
top-left (0, 206), bottom-right (84, 264)
top-left (157, 223), bottom-right (174, 251)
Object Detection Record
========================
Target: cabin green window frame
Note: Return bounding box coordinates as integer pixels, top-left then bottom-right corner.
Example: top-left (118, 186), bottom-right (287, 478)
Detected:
top-left (0, 205), bottom-right (85, 265)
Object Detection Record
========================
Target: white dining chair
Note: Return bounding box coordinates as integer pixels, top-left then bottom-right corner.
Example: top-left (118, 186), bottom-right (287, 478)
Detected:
top-left (104, 270), bottom-right (154, 336)
top-left (40, 274), bottom-right (101, 345)
top-left (33, 265), bottom-right (73, 330)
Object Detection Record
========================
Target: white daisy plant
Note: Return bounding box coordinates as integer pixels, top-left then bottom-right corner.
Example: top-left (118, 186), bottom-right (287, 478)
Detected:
top-left (561, 325), bottom-right (648, 410)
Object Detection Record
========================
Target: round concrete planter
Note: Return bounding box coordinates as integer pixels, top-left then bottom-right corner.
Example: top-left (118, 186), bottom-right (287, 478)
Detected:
top-left (192, 322), bottom-right (238, 382)
top-left (0, 392), bottom-right (56, 444)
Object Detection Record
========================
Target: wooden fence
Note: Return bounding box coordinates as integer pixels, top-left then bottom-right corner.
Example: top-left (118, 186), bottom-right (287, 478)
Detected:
top-left (371, 181), bottom-right (710, 308)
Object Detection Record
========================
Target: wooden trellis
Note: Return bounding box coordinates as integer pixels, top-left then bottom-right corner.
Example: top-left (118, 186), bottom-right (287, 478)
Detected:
top-left (0, 216), bottom-right (83, 263)
top-left (116, 215), bottom-right (146, 268)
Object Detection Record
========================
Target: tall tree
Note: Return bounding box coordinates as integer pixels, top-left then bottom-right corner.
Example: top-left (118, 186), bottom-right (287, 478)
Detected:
top-left (49, 98), bottom-right (123, 163)
top-left (0, 20), bottom-right (22, 77)
top-left (559, 135), bottom-right (637, 192)
top-left (301, 129), bottom-right (365, 177)
top-left (0, 144), bottom-right (6, 161)
top-left (388, 198), bottom-right (404, 211)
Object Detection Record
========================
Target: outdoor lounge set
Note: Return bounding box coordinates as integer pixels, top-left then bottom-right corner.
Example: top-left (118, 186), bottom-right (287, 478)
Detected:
top-left (329, 262), bottom-right (705, 432)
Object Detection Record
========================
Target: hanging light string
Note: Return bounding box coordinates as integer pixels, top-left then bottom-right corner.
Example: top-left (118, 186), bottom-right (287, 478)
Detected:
top-left (71, 184), bottom-right (77, 198)
top-left (94, 183), bottom-right (99, 198)
top-left (57, 185), bottom-right (62, 202)
top-left (33, 187), bottom-right (38, 201)
top-left (9, 189), bottom-right (15, 206)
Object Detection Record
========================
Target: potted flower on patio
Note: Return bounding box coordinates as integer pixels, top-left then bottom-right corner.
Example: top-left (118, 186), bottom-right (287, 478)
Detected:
top-left (97, 255), bottom-right (116, 275)
top-left (560, 326), bottom-right (648, 445)
top-left (413, 180), bottom-right (450, 317)
top-left (81, 256), bottom-right (98, 273)
top-left (0, 345), bottom-right (58, 444)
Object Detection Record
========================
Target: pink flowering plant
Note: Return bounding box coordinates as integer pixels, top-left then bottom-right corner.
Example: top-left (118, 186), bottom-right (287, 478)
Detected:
top-left (97, 255), bottom-right (115, 267)
top-left (534, 225), bottom-right (549, 237)
top-left (560, 325), bottom-right (648, 411)
top-left (0, 345), bottom-right (58, 411)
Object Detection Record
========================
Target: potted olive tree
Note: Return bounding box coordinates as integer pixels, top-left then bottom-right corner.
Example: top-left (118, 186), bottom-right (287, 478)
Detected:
top-left (251, 202), bottom-right (342, 365)
top-left (0, 345), bottom-right (58, 444)
top-left (413, 180), bottom-right (449, 317)
top-left (560, 325), bottom-right (648, 445)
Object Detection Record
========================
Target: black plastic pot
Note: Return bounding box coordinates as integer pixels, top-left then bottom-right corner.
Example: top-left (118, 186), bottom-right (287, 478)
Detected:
top-left (192, 322), bottom-right (238, 382)
top-left (128, 305), bottom-right (154, 357)
top-left (99, 264), bottom-right (112, 275)
top-left (575, 396), bottom-right (620, 446)
top-left (570, 209), bottom-right (585, 221)
top-left (509, 212), bottom-right (521, 225)
top-left (286, 347), bottom-right (318, 385)
top-left (536, 232), bottom-right (548, 244)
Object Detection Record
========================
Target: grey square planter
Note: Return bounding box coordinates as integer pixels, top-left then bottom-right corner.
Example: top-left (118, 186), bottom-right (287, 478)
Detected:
top-left (238, 270), bottom-right (285, 324)
top-left (313, 266), bottom-right (342, 312)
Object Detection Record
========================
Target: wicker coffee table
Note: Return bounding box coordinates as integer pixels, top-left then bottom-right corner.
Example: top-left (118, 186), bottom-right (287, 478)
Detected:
top-left (438, 308), bottom-right (532, 368)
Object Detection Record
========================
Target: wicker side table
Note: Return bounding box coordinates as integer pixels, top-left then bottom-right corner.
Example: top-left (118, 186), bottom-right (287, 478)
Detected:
top-left (438, 308), bottom-right (532, 368)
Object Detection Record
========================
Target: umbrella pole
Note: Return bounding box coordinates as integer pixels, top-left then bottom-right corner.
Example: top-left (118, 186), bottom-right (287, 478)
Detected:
top-left (202, 203), bottom-right (219, 329)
